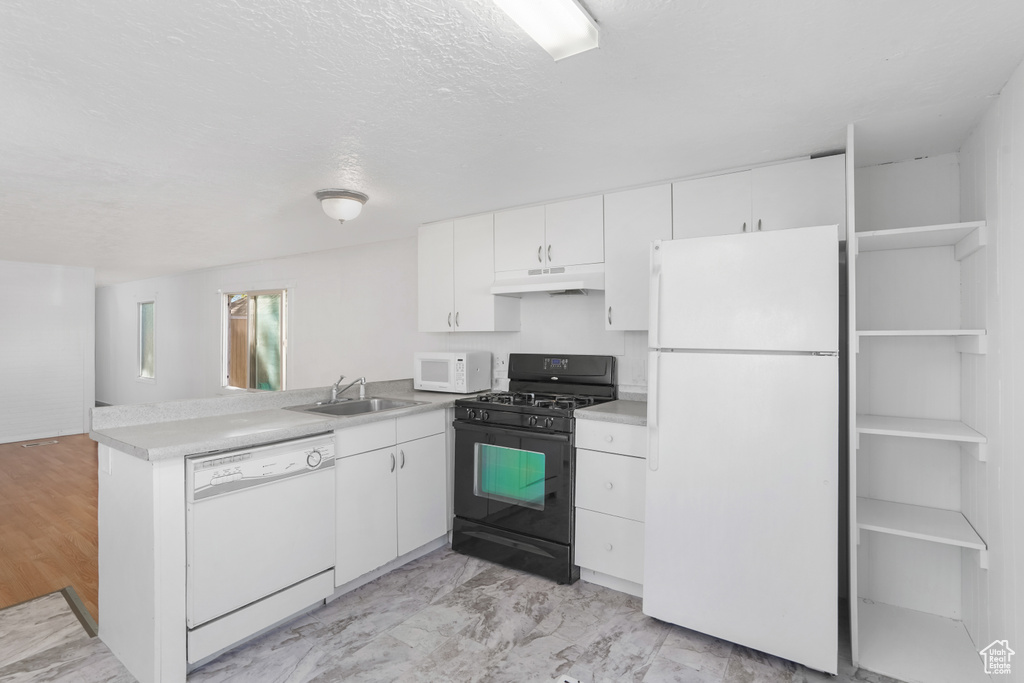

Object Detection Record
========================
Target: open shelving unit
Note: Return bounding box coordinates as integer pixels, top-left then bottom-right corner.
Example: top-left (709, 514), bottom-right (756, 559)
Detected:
top-left (849, 219), bottom-right (990, 683)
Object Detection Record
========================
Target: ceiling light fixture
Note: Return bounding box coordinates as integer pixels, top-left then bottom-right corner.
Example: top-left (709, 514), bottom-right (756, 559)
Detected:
top-left (316, 189), bottom-right (369, 224)
top-left (493, 0), bottom-right (598, 61)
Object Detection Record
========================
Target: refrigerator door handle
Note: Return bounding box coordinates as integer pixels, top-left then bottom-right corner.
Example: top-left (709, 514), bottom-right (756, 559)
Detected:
top-left (647, 350), bottom-right (659, 471)
top-left (650, 242), bottom-right (663, 348)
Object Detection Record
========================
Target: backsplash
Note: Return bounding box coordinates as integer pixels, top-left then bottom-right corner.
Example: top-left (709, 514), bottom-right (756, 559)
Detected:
top-left (423, 292), bottom-right (649, 394)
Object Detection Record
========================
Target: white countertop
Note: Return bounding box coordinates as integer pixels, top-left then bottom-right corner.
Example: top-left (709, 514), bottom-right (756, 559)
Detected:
top-left (90, 387), bottom-right (460, 461)
top-left (575, 399), bottom-right (647, 426)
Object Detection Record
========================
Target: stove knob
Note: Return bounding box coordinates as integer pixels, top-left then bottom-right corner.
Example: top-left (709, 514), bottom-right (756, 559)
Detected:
top-left (527, 415), bottom-right (537, 427)
top-left (545, 417), bottom-right (554, 428)
top-left (467, 409), bottom-right (477, 420)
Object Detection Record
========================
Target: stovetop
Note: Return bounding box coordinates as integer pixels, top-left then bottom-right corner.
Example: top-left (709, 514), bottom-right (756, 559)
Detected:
top-left (464, 391), bottom-right (610, 412)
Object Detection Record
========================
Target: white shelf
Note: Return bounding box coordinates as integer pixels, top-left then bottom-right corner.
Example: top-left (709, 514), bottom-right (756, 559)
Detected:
top-left (857, 497), bottom-right (986, 551)
top-left (857, 329), bottom-right (986, 337)
top-left (856, 414), bottom-right (986, 443)
top-left (858, 600), bottom-right (989, 683)
top-left (856, 221), bottom-right (987, 260)
top-left (855, 329), bottom-right (987, 354)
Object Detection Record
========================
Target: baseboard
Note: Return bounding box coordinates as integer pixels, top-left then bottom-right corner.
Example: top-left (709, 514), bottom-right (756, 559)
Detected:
top-left (328, 536), bottom-right (448, 602)
top-left (579, 568), bottom-right (643, 598)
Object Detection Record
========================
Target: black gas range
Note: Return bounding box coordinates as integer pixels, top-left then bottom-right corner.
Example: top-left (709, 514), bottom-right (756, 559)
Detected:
top-left (451, 353), bottom-right (616, 584)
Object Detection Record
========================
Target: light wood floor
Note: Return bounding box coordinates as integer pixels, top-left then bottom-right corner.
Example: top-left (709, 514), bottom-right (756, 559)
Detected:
top-left (0, 434), bottom-right (98, 621)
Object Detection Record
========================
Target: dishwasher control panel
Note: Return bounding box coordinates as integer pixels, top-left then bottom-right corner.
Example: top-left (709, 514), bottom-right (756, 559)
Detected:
top-left (187, 435), bottom-right (335, 502)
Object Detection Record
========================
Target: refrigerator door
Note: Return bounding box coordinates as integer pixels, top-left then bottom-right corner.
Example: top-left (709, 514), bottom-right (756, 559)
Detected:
top-left (649, 224), bottom-right (838, 352)
top-left (644, 350), bottom-right (838, 674)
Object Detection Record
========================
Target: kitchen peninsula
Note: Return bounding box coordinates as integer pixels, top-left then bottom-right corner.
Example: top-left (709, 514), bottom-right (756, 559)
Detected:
top-left (90, 381), bottom-right (458, 683)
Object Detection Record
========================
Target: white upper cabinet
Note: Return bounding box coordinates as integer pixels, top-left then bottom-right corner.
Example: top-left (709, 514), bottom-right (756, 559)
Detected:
top-left (494, 205), bottom-right (546, 272)
top-left (673, 155), bottom-right (847, 240)
top-left (544, 195), bottom-right (604, 268)
top-left (752, 155), bottom-right (846, 236)
top-left (604, 184), bottom-right (672, 330)
top-left (673, 170), bottom-right (752, 238)
top-left (494, 196), bottom-right (604, 272)
top-left (418, 221), bottom-right (455, 332)
top-left (418, 215), bottom-right (519, 332)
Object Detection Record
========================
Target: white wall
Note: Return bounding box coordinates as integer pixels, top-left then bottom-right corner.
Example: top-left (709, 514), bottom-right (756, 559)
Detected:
top-left (959, 54), bottom-right (1024, 679)
top-left (0, 259), bottom-right (94, 443)
top-left (95, 237), bottom-right (648, 406)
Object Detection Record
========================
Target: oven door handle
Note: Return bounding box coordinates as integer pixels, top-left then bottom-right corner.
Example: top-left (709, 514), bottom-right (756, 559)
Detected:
top-left (454, 420), bottom-right (571, 443)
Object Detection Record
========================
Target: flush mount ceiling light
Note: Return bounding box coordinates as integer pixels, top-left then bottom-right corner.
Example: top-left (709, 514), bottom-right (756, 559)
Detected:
top-left (316, 189), bottom-right (369, 224)
top-left (493, 0), bottom-right (598, 61)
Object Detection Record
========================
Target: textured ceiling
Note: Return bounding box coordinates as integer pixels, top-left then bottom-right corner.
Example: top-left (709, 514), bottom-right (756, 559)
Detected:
top-left (3, 0), bottom-right (1024, 285)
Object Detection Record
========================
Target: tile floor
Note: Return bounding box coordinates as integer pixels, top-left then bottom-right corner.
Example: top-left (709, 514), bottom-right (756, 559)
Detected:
top-left (0, 547), bottom-right (905, 682)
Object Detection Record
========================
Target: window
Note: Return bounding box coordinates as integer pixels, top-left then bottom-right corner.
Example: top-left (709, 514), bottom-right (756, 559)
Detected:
top-left (138, 301), bottom-right (155, 379)
top-left (224, 290), bottom-right (286, 391)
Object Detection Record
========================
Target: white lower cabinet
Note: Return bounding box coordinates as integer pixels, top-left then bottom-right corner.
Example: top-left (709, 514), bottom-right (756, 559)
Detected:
top-left (574, 419), bottom-right (647, 593)
top-left (334, 411), bottom-right (448, 586)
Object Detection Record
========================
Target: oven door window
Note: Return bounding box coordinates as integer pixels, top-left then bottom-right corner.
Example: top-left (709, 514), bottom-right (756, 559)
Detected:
top-left (474, 444), bottom-right (545, 511)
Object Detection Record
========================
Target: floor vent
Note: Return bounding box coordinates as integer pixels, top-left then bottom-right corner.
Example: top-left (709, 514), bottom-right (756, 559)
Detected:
top-left (21, 440), bottom-right (59, 448)
top-left (554, 677), bottom-right (581, 683)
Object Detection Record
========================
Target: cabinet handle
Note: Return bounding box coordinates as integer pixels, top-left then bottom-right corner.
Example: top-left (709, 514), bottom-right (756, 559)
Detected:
top-left (455, 312), bottom-right (460, 328)
top-left (390, 452), bottom-right (396, 472)
top-left (400, 450), bottom-right (406, 469)
top-left (605, 482), bottom-right (613, 490)
top-left (605, 543), bottom-right (613, 551)
top-left (607, 306), bottom-right (612, 325)
top-left (547, 245), bottom-right (552, 262)
top-left (537, 246), bottom-right (543, 263)
top-left (757, 219), bottom-right (762, 231)
top-left (447, 312), bottom-right (452, 328)
top-left (742, 221), bottom-right (747, 232)
top-left (604, 434), bottom-right (613, 443)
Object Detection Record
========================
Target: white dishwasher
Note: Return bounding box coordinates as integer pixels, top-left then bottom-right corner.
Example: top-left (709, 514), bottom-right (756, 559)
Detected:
top-left (186, 434), bottom-right (336, 665)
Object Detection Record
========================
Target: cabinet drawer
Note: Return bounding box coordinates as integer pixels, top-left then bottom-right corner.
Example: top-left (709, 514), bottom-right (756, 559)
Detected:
top-left (576, 449), bottom-right (645, 521)
top-left (397, 409), bottom-right (446, 443)
top-left (575, 508), bottom-right (644, 585)
top-left (335, 419), bottom-right (395, 458)
top-left (576, 420), bottom-right (646, 458)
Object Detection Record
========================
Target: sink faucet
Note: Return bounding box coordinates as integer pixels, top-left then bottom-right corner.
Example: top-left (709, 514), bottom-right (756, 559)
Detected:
top-left (330, 375), bottom-right (366, 403)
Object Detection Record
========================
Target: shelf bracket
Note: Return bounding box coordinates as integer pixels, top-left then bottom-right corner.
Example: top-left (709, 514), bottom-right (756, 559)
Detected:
top-left (980, 549), bottom-right (989, 571)
top-left (961, 442), bottom-right (988, 463)
top-left (956, 334), bottom-right (988, 355)
top-left (954, 224), bottom-right (987, 261)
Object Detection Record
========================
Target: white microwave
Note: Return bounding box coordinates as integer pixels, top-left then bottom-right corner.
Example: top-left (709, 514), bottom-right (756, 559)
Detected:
top-left (414, 351), bottom-right (492, 393)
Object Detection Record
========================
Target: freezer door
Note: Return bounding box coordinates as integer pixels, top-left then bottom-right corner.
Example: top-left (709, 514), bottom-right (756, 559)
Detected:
top-left (649, 224), bottom-right (838, 352)
top-left (644, 351), bottom-right (838, 674)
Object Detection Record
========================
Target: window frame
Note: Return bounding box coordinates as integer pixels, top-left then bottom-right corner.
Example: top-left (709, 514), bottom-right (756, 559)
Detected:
top-left (220, 288), bottom-right (288, 392)
top-left (137, 300), bottom-right (156, 382)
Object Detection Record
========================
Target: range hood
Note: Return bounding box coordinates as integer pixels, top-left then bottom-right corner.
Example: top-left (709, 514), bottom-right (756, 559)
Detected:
top-left (491, 263), bottom-right (604, 296)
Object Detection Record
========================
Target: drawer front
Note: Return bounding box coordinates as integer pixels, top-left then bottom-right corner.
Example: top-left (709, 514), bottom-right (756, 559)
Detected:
top-left (575, 508), bottom-right (644, 585)
top-left (397, 408), bottom-right (447, 443)
top-left (576, 449), bottom-right (646, 521)
top-left (576, 420), bottom-right (646, 458)
top-left (335, 419), bottom-right (395, 458)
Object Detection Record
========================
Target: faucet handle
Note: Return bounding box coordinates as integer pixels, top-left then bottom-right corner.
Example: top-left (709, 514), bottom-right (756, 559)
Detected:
top-left (334, 374), bottom-right (346, 386)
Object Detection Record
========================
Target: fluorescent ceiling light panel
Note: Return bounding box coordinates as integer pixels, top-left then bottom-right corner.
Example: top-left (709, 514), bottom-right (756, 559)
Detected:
top-left (494, 0), bottom-right (599, 61)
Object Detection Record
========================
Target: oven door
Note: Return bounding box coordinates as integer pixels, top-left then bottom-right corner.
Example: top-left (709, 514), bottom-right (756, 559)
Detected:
top-left (453, 420), bottom-right (574, 545)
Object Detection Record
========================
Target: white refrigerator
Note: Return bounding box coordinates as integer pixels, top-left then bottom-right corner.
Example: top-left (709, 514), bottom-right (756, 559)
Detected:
top-left (644, 224), bottom-right (839, 674)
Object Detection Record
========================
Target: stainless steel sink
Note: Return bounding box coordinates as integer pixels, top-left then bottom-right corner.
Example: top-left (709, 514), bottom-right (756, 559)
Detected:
top-left (285, 397), bottom-right (426, 417)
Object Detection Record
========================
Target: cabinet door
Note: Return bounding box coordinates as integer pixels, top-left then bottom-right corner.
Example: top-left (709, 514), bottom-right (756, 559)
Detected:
top-left (417, 222), bottom-right (455, 332)
top-left (604, 184), bottom-right (671, 330)
top-left (453, 214), bottom-right (496, 331)
top-left (544, 195), bottom-right (604, 267)
top-left (335, 446), bottom-right (398, 586)
top-left (396, 433), bottom-right (448, 556)
top-left (494, 206), bottom-right (545, 272)
top-left (751, 155), bottom-right (846, 237)
top-left (673, 171), bottom-right (751, 238)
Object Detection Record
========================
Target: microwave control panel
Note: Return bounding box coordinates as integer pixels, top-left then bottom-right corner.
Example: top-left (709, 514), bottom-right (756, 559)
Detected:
top-left (455, 357), bottom-right (466, 385)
